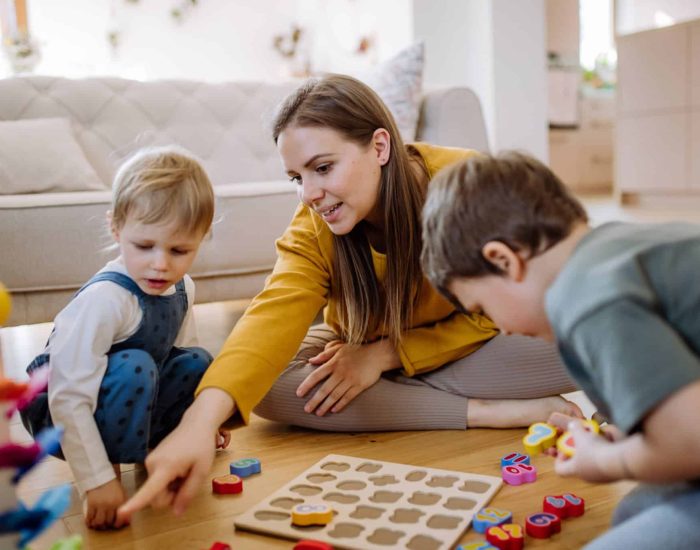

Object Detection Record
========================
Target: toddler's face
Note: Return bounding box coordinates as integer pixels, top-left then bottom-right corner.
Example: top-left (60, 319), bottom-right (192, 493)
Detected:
top-left (112, 216), bottom-right (205, 295)
top-left (448, 276), bottom-right (553, 340)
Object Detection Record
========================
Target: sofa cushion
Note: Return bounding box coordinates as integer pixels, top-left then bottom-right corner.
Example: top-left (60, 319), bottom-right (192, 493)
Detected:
top-left (0, 118), bottom-right (106, 195)
top-left (359, 42), bottom-right (424, 142)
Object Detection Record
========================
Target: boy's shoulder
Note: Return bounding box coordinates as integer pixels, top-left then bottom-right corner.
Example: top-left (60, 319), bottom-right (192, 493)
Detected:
top-left (546, 221), bottom-right (700, 336)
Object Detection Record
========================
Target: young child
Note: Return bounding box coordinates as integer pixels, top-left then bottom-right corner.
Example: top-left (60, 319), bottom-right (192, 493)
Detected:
top-left (420, 151), bottom-right (700, 548)
top-left (20, 146), bottom-right (227, 530)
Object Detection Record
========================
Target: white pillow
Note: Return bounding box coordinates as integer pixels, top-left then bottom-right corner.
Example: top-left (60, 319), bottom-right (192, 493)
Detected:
top-left (359, 42), bottom-right (425, 142)
top-left (0, 118), bottom-right (106, 195)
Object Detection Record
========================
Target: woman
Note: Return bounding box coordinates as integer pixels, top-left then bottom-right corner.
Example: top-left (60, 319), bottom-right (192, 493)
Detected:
top-left (118, 75), bottom-right (579, 518)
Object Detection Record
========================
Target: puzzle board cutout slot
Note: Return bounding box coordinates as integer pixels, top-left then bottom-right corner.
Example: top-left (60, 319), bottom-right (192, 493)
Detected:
top-left (234, 454), bottom-right (502, 550)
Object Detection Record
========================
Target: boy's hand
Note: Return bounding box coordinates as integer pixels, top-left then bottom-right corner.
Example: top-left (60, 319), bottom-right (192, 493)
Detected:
top-left (297, 339), bottom-right (400, 416)
top-left (85, 478), bottom-right (129, 530)
top-left (554, 421), bottom-right (631, 483)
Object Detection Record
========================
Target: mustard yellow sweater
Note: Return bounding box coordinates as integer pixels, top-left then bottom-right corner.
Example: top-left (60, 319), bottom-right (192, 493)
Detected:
top-left (196, 143), bottom-right (498, 424)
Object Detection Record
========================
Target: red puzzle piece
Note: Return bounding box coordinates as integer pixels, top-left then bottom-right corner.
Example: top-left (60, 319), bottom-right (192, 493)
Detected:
top-left (485, 523), bottom-right (524, 550)
top-left (543, 493), bottom-right (585, 518)
top-left (294, 540), bottom-right (334, 550)
top-left (525, 512), bottom-right (561, 538)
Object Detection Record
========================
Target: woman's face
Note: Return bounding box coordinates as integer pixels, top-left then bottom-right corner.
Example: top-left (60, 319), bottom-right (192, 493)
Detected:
top-left (277, 125), bottom-right (390, 235)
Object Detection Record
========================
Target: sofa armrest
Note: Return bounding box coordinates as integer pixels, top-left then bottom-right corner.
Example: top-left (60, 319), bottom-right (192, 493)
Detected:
top-left (416, 87), bottom-right (490, 153)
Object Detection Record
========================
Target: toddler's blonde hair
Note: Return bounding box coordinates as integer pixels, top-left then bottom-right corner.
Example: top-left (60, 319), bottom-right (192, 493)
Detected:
top-left (111, 146), bottom-right (215, 237)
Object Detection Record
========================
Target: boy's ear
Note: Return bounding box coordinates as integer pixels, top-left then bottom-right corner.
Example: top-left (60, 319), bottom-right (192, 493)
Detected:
top-left (372, 128), bottom-right (391, 166)
top-left (481, 241), bottom-right (526, 281)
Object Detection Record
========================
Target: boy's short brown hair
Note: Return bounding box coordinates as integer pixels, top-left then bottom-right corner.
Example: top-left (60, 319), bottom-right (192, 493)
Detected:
top-left (421, 151), bottom-right (587, 292)
top-left (111, 146), bottom-right (215, 237)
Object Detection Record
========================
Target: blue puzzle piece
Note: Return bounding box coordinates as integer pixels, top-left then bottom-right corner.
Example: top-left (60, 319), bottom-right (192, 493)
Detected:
top-left (229, 458), bottom-right (261, 478)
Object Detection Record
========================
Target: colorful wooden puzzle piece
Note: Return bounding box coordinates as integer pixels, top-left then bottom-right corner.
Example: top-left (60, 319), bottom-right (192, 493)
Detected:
top-left (522, 422), bottom-right (557, 454)
top-left (291, 503), bottom-right (334, 526)
top-left (485, 523), bottom-right (524, 550)
top-left (556, 420), bottom-right (601, 457)
top-left (473, 507), bottom-right (513, 533)
top-left (229, 457), bottom-right (261, 478)
top-left (499, 453), bottom-right (530, 467)
top-left (525, 512), bottom-right (561, 538)
top-left (207, 543), bottom-right (231, 550)
top-left (457, 542), bottom-right (498, 550)
top-left (294, 540), bottom-right (335, 550)
top-left (212, 474), bottom-right (243, 494)
top-left (543, 493), bottom-right (585, 518)
top-left (501, 464), bottom-right (537, 485)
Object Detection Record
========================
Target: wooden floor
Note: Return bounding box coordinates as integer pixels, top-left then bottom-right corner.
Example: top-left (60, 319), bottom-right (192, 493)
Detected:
top-left (3, 193), bottom-right (700, 550)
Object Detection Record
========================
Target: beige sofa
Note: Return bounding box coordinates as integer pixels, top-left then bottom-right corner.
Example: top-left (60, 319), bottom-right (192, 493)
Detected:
top-left (0, 76), bottom-right (489, 326)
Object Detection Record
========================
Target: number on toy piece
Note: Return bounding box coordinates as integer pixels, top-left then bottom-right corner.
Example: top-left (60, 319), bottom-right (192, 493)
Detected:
top-left (556, 420), bottom-right (601, 457)
top-left (229, 457), bottom-right (261, 478)
top-left (473, 507), bottom-right (513, 533)
top-left (485, 523), bottom-right (524, 550)
top-left (294, 540), bottom-right (335, 550)
top-left (208, 543), bottom-right (231, 550)
top-left (500, 452), bottom-right (530, 468)
top-left (457, 542), bottom-right (498, 550)
top-left (501, 464), bottom-right (537, 486)
top-left (543, 493), bottom-right (585, 518)
top-left (212, 474), bottom-right (243, 494)
top-left (525, 512), bottom-right (561, 538)
top-left (291, 503), bottom-right (334, 526)
top-left (523, 422), bottom-right (557, 454)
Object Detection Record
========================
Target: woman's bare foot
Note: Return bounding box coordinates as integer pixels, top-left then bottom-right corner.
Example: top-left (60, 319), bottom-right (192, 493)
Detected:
top-left (466, 396), bottom-right (583, 429)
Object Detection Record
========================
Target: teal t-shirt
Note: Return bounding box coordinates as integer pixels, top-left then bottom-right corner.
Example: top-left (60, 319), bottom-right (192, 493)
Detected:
top-left (546, 222), bottom-right (700, 433)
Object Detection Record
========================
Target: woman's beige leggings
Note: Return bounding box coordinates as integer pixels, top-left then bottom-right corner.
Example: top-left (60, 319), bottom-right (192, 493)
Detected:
top-left (253, 324), bottom-right (577, 431)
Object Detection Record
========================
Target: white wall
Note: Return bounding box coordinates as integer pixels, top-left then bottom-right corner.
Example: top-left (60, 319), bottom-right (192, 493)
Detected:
top-left (17, 0), bottom-right (411, 81)
top-left (413, 0), bottom-right (548, 161)
top-left (617, 0), bottom-right (700, 35)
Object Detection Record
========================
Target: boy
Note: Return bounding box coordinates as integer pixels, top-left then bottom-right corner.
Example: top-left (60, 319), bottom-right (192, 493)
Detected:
top-left (420, 151), bottom-right (700, 548)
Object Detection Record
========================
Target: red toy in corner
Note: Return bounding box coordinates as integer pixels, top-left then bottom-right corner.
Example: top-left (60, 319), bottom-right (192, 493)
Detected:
top-left (207, 543), bottom-right (231, 550)
top-left (294, 540), bottom-right (334, 550)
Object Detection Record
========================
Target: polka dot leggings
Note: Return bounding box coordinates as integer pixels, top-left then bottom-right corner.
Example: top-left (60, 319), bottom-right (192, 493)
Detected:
top-left (94, 346), bottom-right (211, 464)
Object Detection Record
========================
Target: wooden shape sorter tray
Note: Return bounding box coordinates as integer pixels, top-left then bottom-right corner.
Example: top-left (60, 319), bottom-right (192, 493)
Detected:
top-left (234, 454), bottom-right (502, 550)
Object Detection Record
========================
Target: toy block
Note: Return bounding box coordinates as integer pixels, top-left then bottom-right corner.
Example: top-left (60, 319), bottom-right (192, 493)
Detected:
top-left (5, 365), bottom-right (50, 419)
top-left (457, 542), bottom-right (498, 550)
top-left (500, 452), bottom-right (530, 468)
top-left (212, 474), bottom-right (243, 494)
top-left (473, 507), bottom-right (513, 533)
top-left (0, 378), bottom-right (28, 400)
top-left (525, 512), bottom-right (561, 538)
top-left (229, 457), bottom-right (261, 478)
top-left (0, 441), bottom-right (41, 469)
top-left (556, 420), bottom-right (601, 457)
top-left (0, 281), bottom-right (11, 325)
top-left (291, 503), bottom-right (334, 526)
top-left (294, 540), bottom-right (335, 550)
top-left (485, 523), bottom-right (524, 550)
top-left (501, 464), bottom-right (537, 486)
top-left (543, 493), bottom-right (585, 518)
top-left (208, 543), bottom-right (231, 550)
top-left (523, 422), bottom-right (557, 454)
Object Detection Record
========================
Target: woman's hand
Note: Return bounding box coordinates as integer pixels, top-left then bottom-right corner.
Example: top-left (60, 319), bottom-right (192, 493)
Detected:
top-left (296, 339), bottom-right (401, 416)
top-left (117, 388), bottom-right (234, 521)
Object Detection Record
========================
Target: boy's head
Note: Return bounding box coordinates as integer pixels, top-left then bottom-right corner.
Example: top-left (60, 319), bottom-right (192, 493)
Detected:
top-left (109, 146), bottom-right (215, 295)
top-left (110, 146), bottom-right (215, 237)
top-left (421, 151), bottom-right (588, 337)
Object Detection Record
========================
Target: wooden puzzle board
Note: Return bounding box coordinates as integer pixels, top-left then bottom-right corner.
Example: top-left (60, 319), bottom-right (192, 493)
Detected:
top-left (234, 454), bottom-right (502, 550)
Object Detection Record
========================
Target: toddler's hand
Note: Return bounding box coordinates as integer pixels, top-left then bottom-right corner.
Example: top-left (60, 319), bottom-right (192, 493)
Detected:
top-left (217, 428), bottom-right (231, 449)
top-left (85, 478), bottom-right (129, 530)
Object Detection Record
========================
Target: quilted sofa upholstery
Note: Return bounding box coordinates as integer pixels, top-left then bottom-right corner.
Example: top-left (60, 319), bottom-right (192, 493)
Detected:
top-left (0, 76), bottom-right (489, 326)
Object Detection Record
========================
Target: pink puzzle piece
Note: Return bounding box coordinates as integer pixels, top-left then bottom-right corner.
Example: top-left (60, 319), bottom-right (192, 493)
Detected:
top-left (501, 464), bottom-right (537, 485)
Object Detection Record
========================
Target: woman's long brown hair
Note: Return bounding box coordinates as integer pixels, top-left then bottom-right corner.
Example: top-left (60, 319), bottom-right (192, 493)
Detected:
top-left (272, 74), bottom-right (424, 345)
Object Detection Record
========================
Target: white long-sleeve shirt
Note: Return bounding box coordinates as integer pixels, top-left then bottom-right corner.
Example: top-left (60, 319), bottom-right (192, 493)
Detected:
top-left (45, 258), bottom-right (197, 494)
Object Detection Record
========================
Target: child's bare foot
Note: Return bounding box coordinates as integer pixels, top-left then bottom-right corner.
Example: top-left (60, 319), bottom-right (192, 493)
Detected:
top-left (467, 396), bottom-right (583, 429)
